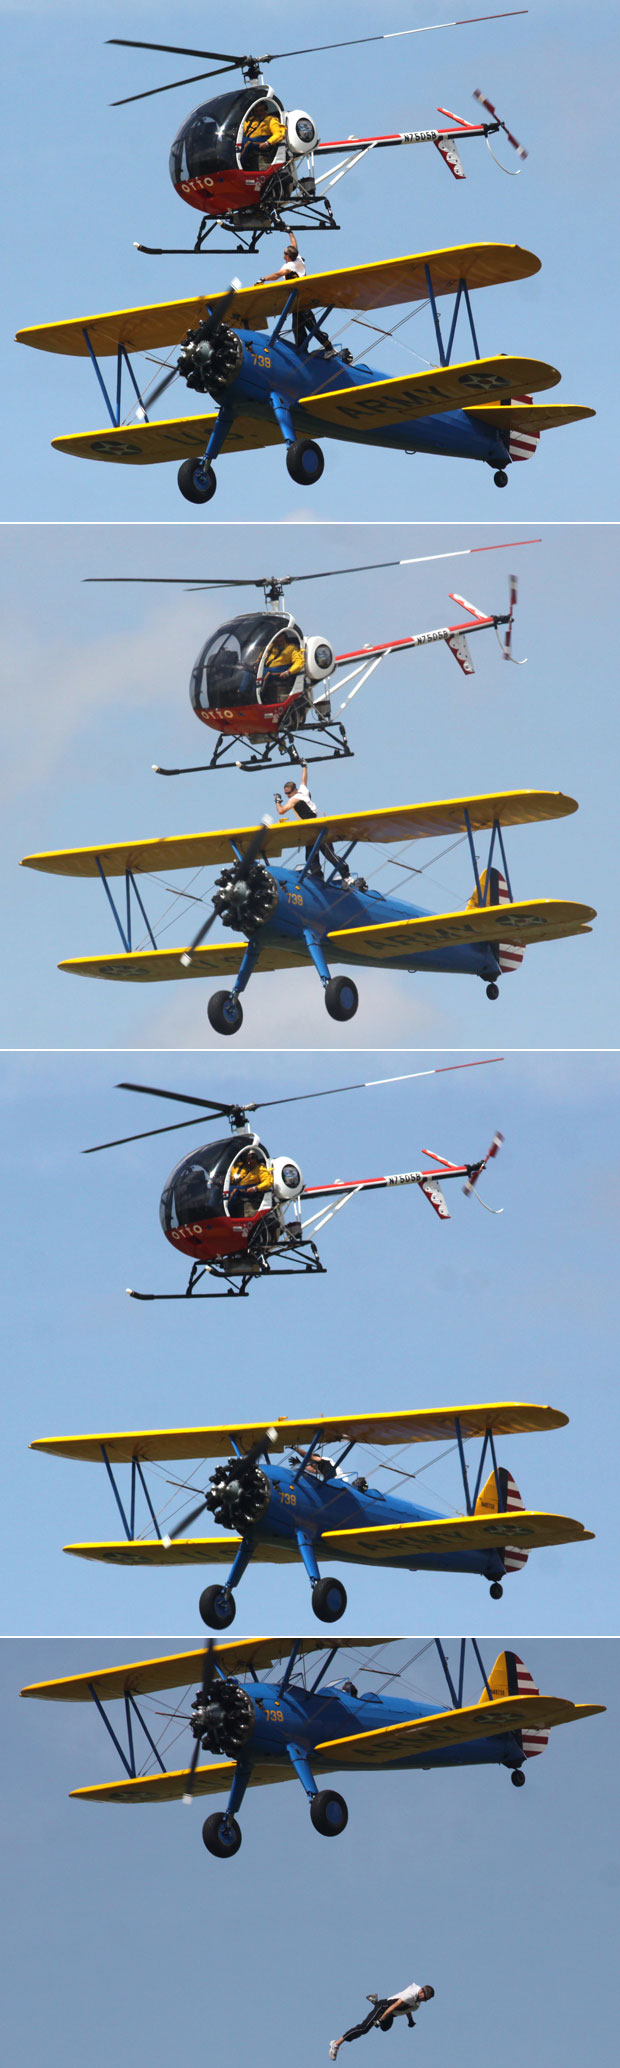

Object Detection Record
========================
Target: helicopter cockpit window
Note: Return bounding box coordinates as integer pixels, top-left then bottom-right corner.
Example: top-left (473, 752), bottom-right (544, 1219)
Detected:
top-left (159, 1133), bottom-right (254, 1232)
top-left (169, 89), bottom-right (285, 186)
top-left (191, 615), bottom-right (297, 713)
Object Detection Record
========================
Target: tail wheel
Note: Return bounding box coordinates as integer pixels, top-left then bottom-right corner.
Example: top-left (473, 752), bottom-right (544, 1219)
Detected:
top-left (199, 1584), bottom-right (236, 1631)
top-left (286, 438), bottom-right (325, 486)
top-left (202, 1812), bottom-right (242, 1857)
top-left (324, 975), bottom-right (359, 1022)
top-left (493, 469), bottom-right (509, 487)
top-left (178, 458), bottom-right (217, 504)
top-left (312, 1576), bottom-right (347, 1623)
top-left (511, 1768), bottom-right (526, 1788)
top-left (486, 982), bottom-right (500, 1000)
top-left (207, 990), bottom-right (244, 1036)
top-left (310, 1789), bottom-right (349, 1837)
top-left (489, 1581), bottom-right (504, 1600)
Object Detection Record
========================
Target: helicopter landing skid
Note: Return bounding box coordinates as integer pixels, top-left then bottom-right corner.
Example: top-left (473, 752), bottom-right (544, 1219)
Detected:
top-left (127, 1235), bottom-right (327, 1300)
top-left (135, 195), bottom-right (340, 259)
top-left (154, 718), bottom-right (353, 776)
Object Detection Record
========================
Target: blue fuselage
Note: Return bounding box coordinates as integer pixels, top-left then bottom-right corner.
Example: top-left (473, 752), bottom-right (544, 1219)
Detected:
top-left (240, 1459), bottom-right (505, 1585)
top-left (219, 328), bottom-right (513, 469)
top-left (226, 1676), bottom-right (522, 1774)
top-left (256, 863), bottom-right (502, 983)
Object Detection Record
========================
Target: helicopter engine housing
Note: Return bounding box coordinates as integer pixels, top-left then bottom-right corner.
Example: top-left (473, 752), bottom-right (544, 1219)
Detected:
top-left (304, 635), bottom-right (336, 682)
top-left (207, 1460), bottom-right (271, 1534)
top-left (192, 1679), bottom-right (255, 1758)
top-left (286, 109), bottom-right (319, 155)
top-left (177, 324), bottom-right (243, 399)
top-left (212, 858), bottom-right (279, 935)
top-left (270, 1156), bottom-right (304, 1201)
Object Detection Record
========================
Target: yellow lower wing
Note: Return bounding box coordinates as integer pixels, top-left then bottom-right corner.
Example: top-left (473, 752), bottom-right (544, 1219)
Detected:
top-left (319, 1512), bottom-right (593, 1562)
top-left (52, 413), bottom-right (282, 466)
top-left (301, 357), bottom-right (560, 432)
top-left (57, 941), bottom-right (300, 983)
top-left (71, 1759), bottom-right (295, 1805)
top-left (329, 899), bottom-right (596, 961)
top-left (64, 1534), bottom-right (285, 1566)
top-left (466, 402), bottom-right (596, 433)
top-left (316, 1695), bottom-right (604, 1768)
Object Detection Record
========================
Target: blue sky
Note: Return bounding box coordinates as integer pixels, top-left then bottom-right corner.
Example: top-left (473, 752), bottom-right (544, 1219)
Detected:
top-left (3, 520), bottom-right (618, 1048)
top-left (4, 1), bottom-right (619, 518)
top-left (3, 1046), bottom-right (618, 1637)
top-left (4, 1637), bottom-right (615, 2068)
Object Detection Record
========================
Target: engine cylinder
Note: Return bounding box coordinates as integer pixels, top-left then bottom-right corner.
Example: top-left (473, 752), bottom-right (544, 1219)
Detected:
top-left (207, 1462), bottom-right (271, 1533)
top-left (213, 859), bottom-right (279, 934)
top-left (194, 1681), bottom-right (255, 1758)
top-left (178, 325), bottom-right (243, 398)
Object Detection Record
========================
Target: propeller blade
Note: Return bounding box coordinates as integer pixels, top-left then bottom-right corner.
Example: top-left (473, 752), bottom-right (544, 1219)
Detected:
top-left (181, 903), bottom-right (220, 966)
top-left (144, 364), bottom-right (180, 407)
top-left (163, 1497), bottom-right (210, 1545)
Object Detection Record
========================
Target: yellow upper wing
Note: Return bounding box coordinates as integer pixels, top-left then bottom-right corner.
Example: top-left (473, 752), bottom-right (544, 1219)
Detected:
top-left (329, 899), bottom-right (596, 962)
top-left (21, 791), bottom-right (579, 878)
top-left (20, 1636), bottom-right (368, 1704)
top-left (316, 1696), bottom-right (605, 1767)
top-left (302, 358), bottom-right (559, 432)
top-left (16, 245), bottom-right (540, 355)
top-left (31, 1401), bottom-right (568, 1465)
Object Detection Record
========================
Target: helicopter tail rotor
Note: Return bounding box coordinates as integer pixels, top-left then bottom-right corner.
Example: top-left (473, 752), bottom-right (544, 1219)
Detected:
top-left (463, 1130), bottom-right (504, 1209)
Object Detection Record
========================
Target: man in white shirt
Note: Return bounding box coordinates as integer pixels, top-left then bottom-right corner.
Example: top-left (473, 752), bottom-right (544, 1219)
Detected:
top-left (329, 1985), bottom-right (434, 2057)
top-left (257, 229), bottom-right (306, 285)
top-left (274, 765), bottom-right (357, 887)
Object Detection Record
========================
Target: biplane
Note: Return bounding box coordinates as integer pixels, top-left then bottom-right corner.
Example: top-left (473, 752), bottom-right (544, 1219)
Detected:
top-left (32, 1403), bottom-right (592, 1627)
top-left (80, 1061), bottom-right (504, 1298)
top-left (89, 535), bottom-right (537, 773)
top-left (107, 16), bottom-right (529, 255)
top-left (21, 1637), bottom-right (604, 1857)
top-left (15, 246), bottom-right (594, 504)
top-left (21, 789), bottom-right (596, 1034)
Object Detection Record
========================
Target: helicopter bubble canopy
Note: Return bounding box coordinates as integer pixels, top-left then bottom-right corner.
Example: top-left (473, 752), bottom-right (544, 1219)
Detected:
top-left (159, 1132), bottom-right (274, 1234)
top-left (169, 85), bottom-right (289, 204)
top-left (190, 613), bottom-right (311, 714)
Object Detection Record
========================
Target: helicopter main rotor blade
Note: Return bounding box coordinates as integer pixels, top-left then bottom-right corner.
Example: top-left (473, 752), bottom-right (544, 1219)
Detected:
top-left (84, 541), bottom-right (540, 593)
top-left (110, 67), bottom-right (241, 108)
top-left (82, 1082), bottom-right (240, 1154)
top-left (107, 40), bottom-right (246, 62)
top-left (116, 1082), bottom-right (237, 1113)
top-left (259, 15), bottom-right (528, 63)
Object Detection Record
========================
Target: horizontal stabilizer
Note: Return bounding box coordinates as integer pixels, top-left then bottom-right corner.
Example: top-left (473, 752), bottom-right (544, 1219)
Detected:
top-left (466, 402), bottom-right (595, 434)
top-left (32, 1401), bottom-right (569, 1464)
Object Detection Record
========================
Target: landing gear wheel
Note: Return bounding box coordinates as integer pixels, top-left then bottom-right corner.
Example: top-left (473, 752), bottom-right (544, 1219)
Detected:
top-left (312, 1576), bottom-right (348, 1624)
top-left (511, 1768), bottom-right (526, 1788)
top-left (489, 1581), bottom-right (504, 1600)
top-left (310, 1789), bottom-right (349, 1837)
top-left (493, 469), bottom-right (508, 487)
top-left (486, 982), bottom-right (500, 1000)
top-left (199, 1584), bottom-right (236, 1631)
top-left (324, 975), bottom-right (359, 1022)
top-left (286, 438), bottom-right (325, 486)
top-left (207, 990), bottom-right (244, 1036)
top-left (178, 458), bottom-right (217, 504)
top-left (202, 1811), bottom-right (242, 1857)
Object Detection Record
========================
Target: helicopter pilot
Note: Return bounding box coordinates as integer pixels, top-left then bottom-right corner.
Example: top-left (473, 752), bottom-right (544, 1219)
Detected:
top-left (228, 1147), bottom-right (274, 1218)
top-left (239, 107), bottom-right (288, 168)
top-left (275, 766), bottom-right (357, 888)
top-left (262, 631), bottom-right (306, 700)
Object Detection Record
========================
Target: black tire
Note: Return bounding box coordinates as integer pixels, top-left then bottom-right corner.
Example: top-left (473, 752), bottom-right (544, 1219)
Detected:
top-left (199, 1583), bottom-right (236, 1631)
top-left (324, 975), bottom-right (359, 1022)
top-left (202, 1811), bottom-right (242, 1857)
top-left (178, 458), bottom-right (217, 504)
top-left (286, 438), bottom-right (325, 486)
top-left (493, 469), bottom-right (508, 488)
top-left (207, 989), bottom-right (244, 1036)
top-left (489, 1581), bottom-right (504, 1600)
top-left (310, 1788), bottom-right (349, 1837)
top-left (511, 1768), bottom-right (526, 1788)
top-left (486, 982), bottom-right (500, 1000)
top-left (312, 1575), bottom-right (347, 1623)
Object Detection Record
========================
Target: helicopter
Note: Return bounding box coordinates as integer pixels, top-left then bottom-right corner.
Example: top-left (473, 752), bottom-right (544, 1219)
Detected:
top-left (107, 18), bottom-right (529, 256)
top-left (81, 1059), bottom-right (504, 1300)
top-left (21, 1639), bottom-right (604, 1860)
top-left (87, 535), bottom-right (537, 773)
